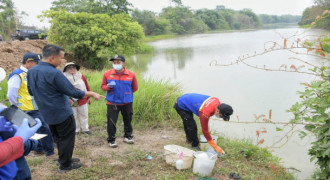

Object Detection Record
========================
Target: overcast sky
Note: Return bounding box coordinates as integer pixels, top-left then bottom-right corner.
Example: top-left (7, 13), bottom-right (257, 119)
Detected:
top-left (12, 0), bottom-right (315, 28)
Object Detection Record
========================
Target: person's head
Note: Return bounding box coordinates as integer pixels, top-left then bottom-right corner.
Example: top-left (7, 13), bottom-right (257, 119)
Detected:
top-left (42, 44), bottom-right (65, 67)
top-left (63, 62), bottom-right (80, 74)
top-left (215, 103), bottom-right (233, 121)
top-left (109, 55), bottom-right (125, 72)
top-left (22, 53), bottom-right (41, 69)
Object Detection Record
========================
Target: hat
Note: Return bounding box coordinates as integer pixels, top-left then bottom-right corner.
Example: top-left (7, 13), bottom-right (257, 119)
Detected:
top-left (63, 62), bottom-right (80, 72)
top-left (218, 103), bottom-right (233, 121)
top-left (23, 53), bottom-right (41, 64)
top-left (109, 55), bottom-right (125, 62)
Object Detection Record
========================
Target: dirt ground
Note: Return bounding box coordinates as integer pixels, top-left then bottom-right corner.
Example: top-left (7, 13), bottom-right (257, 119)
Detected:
top-left (26, 126), bottom-right (231, 180)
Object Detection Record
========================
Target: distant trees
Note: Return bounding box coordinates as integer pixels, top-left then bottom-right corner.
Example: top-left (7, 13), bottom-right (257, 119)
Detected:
top-left (259, 14), bottom-right (301, 24)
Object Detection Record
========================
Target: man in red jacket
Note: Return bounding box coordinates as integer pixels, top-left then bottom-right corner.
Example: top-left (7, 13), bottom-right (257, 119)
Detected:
top-left (101, 55), bottom-right (138, 148)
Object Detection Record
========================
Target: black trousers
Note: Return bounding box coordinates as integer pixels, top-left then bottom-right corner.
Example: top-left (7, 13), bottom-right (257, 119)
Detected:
top-left (174, 103), bottom-right (199, 147)
top-left (49, 115), bottom-right (76, 168)
top-left (107, 103), bottom-right (133, 142)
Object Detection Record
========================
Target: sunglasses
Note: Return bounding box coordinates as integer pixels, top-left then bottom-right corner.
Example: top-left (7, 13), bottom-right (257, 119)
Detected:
top-left (67, 66), bottom-right (76, 70)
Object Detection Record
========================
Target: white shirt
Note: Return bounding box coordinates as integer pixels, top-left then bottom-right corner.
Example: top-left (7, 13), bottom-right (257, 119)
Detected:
top-left (7, 66), bottom-right (28, 105)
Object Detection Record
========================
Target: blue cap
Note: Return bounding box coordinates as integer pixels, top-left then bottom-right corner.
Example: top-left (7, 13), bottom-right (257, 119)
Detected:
top-left (23, 53), bottom-right (41, 64)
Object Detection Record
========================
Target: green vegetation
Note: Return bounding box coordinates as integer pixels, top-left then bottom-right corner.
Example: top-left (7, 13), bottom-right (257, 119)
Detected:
top-left (50, 0), bottom-right (132, 16)
top-left (288, 37), bottom-right (330, 179)
top-left (0, 0), bottom-right (17, 40)
top-left (299, 0), bottom-right (330, 29)
top-left (41, 10), bottom-right (144, 69)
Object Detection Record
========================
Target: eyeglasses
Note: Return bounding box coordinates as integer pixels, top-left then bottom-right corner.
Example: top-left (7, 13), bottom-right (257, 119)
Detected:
top-left (67, 66), bottom-right (76, 70)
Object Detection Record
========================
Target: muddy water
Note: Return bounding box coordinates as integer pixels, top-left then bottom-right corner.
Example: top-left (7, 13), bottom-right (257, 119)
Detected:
top-left (129, 28), bottom-right (329, 179)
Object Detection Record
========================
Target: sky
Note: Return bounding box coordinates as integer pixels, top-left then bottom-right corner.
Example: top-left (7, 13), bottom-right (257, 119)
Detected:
top-left (12, 0), bottom-right (315, 28)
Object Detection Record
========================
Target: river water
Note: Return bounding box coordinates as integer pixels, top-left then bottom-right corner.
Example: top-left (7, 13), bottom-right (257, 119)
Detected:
top-left (129, 28), bottom-right (329, 179)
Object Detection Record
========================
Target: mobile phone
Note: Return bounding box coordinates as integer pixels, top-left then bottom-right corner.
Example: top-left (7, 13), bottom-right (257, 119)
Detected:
top-left (0, 105), bottom-right (37, 127)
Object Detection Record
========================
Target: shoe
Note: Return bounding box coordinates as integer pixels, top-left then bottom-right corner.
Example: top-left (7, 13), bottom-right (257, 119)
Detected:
top-left (46, 154), bottom-right (57, 161)
top-left (84, 131), bottom-right (92, 135)
top-left (58, 162), bottom-right (82, 173)
top-left (109, 140), bottom-right (118, 148)
top-left (192, 146), bottom-right (201, 151)
top-left (123, 137), bottom-right (134, 144)
top-left (56, 158), bottom-right (80, 166)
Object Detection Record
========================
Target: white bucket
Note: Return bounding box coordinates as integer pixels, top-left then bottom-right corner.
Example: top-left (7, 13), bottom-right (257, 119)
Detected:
top-left (193, 151), bottom-right (217, 176)
top-left (164, 145), bottom-right (195, 169)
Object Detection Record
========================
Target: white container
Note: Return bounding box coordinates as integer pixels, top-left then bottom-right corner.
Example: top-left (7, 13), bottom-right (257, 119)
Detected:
top-left (200, 135), bottom-right (218, 151)
top-left (193, 151), bottom-right (217, 176)
top-left (164, 145), bottom-right (195, 169)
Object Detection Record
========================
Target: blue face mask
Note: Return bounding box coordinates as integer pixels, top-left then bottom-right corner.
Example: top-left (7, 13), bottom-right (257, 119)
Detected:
top-left (113, 64), bottom-right (123, 71)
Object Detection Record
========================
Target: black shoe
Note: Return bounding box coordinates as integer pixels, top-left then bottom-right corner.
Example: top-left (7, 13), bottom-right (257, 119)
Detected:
top-left (58, 162), bottom-right (82, 173)
top-left (56, 158), bottom-right (81, 166)
top-left (84, 131), bottom-right (92, 135)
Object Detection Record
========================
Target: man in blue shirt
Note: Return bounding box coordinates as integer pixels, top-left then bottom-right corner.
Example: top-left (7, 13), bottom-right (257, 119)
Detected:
top-left (27, 44), bottom-right (104, 173)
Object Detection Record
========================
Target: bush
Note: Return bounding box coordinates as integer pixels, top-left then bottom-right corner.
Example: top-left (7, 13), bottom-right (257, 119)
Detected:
top-left (42, 10), bottom-right (145, 69)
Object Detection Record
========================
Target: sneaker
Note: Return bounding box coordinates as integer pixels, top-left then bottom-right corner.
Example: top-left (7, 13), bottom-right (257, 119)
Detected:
top-left (84, 131), bottom-right (92, 135)
top-left (109, 141), bottom-right (118, 148)
top-left (123, 137), bottom-right (134, 144)
top-left (58, 162), bottom-right (82, 173)
top-left (46, 154), bottom-right (57, 161)
top-left (56, 158), bottom-right (80, 166)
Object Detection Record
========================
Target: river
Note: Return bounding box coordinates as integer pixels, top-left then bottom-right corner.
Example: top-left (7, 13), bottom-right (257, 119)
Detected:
top-left (130, 28), bottom-right (329, 179)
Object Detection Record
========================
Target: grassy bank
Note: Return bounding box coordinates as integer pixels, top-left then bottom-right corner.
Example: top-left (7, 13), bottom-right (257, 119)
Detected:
top-left (0, 70), bottom-right (295, 179)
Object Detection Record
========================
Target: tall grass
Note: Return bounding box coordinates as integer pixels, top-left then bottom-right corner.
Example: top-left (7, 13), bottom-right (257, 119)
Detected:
top-left (83, 69), bottom-right (183, 128)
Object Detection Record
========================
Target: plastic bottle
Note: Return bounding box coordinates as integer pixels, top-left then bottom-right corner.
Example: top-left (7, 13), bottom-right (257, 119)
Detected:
top-left (176, 152), bottom-right (184, 170)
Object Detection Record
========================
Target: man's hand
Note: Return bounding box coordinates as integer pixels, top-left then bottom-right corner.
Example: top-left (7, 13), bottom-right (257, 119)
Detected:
top-left (87, 98), bottom-right (92, 104)
top-left (93, 93), bottom-right (105, 101)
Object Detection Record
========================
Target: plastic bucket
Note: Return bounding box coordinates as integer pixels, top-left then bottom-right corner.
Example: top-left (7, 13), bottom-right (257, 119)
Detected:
top-left (193, 151), bottom-right (217, 176)
top-left (164, 145), bottom-right (195, 169)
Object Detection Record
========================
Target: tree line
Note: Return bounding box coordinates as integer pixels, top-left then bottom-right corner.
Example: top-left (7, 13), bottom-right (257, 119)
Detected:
top-left (299, 0), bottom-right (330, 29)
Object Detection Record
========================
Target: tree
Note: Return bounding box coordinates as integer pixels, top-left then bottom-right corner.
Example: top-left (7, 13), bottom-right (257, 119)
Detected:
top-left (41, 10), bottom-right (144, 69)
top-left (160, 6), bottom-right (208, 34)
top-left (0, 0), bottom-right (16, 39)
top-left (51, 0), bottom-right (132, 16)
top-left (131, 9), bottom-right (170, 35)
top-left (195, 9), bottom-right (230, 30)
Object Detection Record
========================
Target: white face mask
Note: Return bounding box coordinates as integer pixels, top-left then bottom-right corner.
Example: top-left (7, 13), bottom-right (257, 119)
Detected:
top-left (113, 64), bottom-right (123, 71)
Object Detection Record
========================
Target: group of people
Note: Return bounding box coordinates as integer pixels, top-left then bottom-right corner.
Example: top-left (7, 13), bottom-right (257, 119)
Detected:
top-left (0, 43), bottom-right (233, 178)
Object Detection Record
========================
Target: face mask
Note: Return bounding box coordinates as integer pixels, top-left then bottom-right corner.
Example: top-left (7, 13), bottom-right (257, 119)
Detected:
top-left (113, 64), bottom-right (123, 71)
